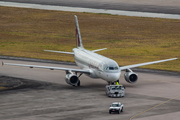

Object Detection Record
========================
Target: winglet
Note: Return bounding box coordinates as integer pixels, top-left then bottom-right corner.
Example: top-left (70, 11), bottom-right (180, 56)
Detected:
top-left (2, 61), bottom-right (4, 66)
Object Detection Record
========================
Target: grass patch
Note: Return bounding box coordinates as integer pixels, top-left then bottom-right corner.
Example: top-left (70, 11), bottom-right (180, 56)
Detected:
top-left (0, 6), bottom-right (180, 72)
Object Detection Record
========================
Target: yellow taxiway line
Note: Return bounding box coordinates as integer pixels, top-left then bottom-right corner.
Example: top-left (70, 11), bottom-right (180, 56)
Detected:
top-left (129, 80), bottom-right (180, 120)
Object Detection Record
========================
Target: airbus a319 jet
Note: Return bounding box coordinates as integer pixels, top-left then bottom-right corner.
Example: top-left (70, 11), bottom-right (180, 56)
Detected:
top-left (3, 15), bottom-right (177, 86)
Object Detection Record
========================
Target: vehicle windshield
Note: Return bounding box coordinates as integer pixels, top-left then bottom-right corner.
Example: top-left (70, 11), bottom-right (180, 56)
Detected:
top-left (111, 104), bottom-right (120, 107)
top-left (111, 86), bottom-right (121, 90)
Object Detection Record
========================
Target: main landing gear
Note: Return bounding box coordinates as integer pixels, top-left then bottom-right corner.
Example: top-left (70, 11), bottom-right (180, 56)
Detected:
top-left (76, 72), bottom-right (83, 86)
top-left (77, 81), bottom-right (80, 86)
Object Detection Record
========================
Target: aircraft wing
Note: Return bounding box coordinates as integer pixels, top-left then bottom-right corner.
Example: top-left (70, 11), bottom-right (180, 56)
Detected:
top-left (3, 62), bottom-right (90, 74)
top-left (44, 50), bottom-right (74, 55)
top-left (120, 58), bottom-right (178, 70)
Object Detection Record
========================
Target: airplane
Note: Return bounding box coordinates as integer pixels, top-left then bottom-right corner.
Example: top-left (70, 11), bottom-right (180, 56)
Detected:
top-left (2, 15), bottom-right (178, 86)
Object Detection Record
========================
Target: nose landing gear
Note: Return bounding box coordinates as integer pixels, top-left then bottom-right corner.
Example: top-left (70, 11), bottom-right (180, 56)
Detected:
top-left (107, 80), bottom-right (119, 85)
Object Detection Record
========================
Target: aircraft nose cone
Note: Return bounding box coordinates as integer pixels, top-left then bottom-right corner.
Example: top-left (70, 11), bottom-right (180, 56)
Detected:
top-left (109, 72), bottom-right (121, 81)
top-left (114, 72), bottom-right (121, 80)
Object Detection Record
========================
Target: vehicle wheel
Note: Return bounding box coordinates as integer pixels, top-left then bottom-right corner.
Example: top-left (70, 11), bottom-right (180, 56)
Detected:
top-left (109, 111), bottom-right (111, 114)
top-left (118, 109), bottom-right (121, 114)
top-left (121, 107), bottom-right (123, 112)
top-left (77, 81), bottom-right (80, 86)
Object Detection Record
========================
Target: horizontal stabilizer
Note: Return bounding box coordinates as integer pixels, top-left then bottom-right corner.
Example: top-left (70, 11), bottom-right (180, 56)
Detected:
top-left (91, 48), bottom-right (107, 52)
top-left (44, 50), bottom-right (74, 55)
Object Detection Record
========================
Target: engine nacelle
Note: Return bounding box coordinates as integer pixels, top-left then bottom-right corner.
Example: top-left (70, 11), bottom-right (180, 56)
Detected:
top-left (65, 73), bottom-right (79, 86)
top-left (124, 72), bottom-right (138, 83)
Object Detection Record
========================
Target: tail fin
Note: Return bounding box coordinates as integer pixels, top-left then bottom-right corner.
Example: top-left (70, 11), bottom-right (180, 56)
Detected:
top-left (74, 15), bottom-right (84, 49)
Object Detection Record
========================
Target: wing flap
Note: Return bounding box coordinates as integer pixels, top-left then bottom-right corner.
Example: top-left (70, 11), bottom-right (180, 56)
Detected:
top-left (120, 58), bottom-right (178, 70)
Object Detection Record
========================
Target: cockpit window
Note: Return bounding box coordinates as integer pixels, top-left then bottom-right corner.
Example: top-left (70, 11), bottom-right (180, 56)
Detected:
top-left (106, 67), bottom-right (119, 70)
top-left (105, 67), bottom-right (109, 70)
top-left (114, 67), bottom-right (118, 70)
top-left (109, 67), bottom-right (114, 70)
top-left (101, 60), bottom-right (119, 71)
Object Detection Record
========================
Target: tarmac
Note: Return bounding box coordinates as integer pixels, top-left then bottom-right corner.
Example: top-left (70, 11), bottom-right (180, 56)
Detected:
top-left (0, 0), bottom-right (180, 119)
top-left (0, 58), bottom-right (180, 120)
top-left (1, 1), bottom-right (180, 19)
top-left (2, 0), bottom-right (180, 14)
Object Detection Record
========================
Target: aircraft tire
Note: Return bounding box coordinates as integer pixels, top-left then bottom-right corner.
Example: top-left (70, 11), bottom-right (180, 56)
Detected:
top-left (77, 81), bottom-right (80, 86)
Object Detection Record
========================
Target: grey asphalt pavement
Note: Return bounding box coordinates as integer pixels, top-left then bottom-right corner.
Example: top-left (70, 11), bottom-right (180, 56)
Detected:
top-left (0, 59), bottom-right (180, 120)
top-left (0, 0), bottom-right (180, 119)
top-left (2, 0), bottom-right (180, 14)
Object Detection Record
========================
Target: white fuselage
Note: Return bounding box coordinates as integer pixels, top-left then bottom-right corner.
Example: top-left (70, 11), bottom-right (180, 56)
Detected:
top-left (73, 48), bottom-right (121, 82)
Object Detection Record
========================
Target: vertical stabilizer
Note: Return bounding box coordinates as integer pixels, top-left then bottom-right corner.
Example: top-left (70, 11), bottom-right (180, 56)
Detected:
top-left (74, 15), bottom-right (84, 49)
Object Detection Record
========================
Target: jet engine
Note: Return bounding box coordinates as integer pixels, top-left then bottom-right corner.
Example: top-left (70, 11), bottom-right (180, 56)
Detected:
top-left (124, 69), bottom-right (138, 83)
top-left (65, 73), bottom-right (80, 86)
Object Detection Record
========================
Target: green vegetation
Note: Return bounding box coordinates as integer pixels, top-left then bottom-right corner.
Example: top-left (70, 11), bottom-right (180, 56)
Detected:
top-left (0, 6), bottom-right (180, 72)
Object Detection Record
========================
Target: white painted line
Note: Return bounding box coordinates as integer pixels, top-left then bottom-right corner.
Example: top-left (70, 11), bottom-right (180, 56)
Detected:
top-left (0, 1), bottom-right (180, 19)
